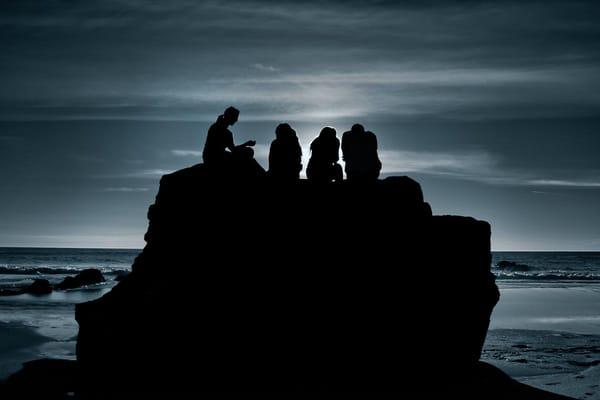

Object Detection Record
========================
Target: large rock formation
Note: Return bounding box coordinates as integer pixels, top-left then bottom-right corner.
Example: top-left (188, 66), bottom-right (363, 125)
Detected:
top-left (0, 164), bottom-right (574, 398)
top-left (74, 163), bottom-right (504, 393)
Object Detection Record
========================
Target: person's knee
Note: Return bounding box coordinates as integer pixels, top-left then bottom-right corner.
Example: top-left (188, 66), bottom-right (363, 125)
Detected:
top-left (233, 146), bottom-right (254, 161)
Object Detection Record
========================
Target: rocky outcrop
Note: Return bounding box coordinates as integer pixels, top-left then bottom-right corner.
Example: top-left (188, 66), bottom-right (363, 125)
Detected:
top-left (3, 163), bottom-right (575, 397)
top-left (0, 269), bottom-right (105, 297)
top-left (24, 279), bottom-right (53, 295)
top-left (0, 279), bottom-right (52, 296)
top-left (56, 269), bottom-right (105, 290)
top-left (496, 260), bottom-right (530, 272)
top-left (74, 163), bottom-right (502, 393)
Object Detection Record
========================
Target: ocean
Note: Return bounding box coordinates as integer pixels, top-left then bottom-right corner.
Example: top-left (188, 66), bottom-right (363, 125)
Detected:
top-left (492, 252), bottom-right (600, 282)
top-left (1, 248), bottom-right (599, 290)
top-left (1, 248), bottom-right (600, 397)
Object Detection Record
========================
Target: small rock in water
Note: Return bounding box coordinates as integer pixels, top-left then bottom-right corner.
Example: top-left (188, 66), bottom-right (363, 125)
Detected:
top-left (0, 288), bottom-right (23, 296)
top-left (24, 279), bottom-right (53, 295)
top-left (496, 260), bottom-right (530, 271)
top-left (56, 269), bottom-right (105, 290)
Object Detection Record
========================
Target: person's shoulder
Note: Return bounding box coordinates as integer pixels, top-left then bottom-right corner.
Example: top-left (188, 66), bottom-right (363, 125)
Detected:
top-left (211, 115), bottom-right (227, 127)
top-left (208, 120), bottom-right (221, 131)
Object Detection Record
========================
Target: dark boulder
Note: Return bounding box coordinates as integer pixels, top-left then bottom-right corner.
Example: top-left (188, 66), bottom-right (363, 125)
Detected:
top-left (56, 269), bottom-right (105, 291)
top-left (24, 279), bottom-right (53, 295)
top-left (0, 288), bottom-right (24, 296)
top-left (4, 163), bottom-right (573, 397)
top-left (74, 164), bottom-right (498, 393)
top-left (496, 260), bottom-right (530, 272)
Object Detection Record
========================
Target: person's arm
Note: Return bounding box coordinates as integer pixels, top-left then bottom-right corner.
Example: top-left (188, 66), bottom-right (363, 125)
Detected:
top-left (369, 132), bottom-right (382, 168)
top-left (231, 140), bottom-right (256, 152)
top-left (268, 141), bottom-right (275, 168)
top-left (227, 132), bottom-right (255, 150)
top-left (225, 130), bottom-right (235, 152)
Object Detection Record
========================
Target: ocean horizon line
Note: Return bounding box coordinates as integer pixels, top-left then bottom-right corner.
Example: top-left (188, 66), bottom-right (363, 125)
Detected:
top-left (0, 246), bottom-right (599, 253)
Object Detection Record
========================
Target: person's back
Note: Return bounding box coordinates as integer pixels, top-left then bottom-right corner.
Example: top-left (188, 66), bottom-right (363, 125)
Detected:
top-left (202, 107), bottom-right (258, 174)
top-left (311, 131), bottom-right (339, 165)
top-left (307, 127), bottom-right (342, 183)
top-left (268, 123), bottom-right (302, 180)
top-left (341, 124), bottom-right (381, 181)
top-left (203, 115), bottom-right (234, 165)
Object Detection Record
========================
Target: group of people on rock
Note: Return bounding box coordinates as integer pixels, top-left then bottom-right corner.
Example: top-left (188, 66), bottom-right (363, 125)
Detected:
top-left (202, 106), bottom-right (382, 182)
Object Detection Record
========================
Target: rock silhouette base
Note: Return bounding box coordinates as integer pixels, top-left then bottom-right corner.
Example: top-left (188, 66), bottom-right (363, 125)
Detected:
top-left (2, 358), bottom-right (571, 399)
top-left (1, 164), bottom-right (573, 397)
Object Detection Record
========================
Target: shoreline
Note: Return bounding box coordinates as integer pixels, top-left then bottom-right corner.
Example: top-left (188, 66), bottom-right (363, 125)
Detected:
top-left (484, 329), bottom-right (600, 399)
top-left (0, 322), bottom-right (55, 379)
top-left (2, 322), bottom-right (598, 398)
top-left (1, 282), bottom-right (599, 397)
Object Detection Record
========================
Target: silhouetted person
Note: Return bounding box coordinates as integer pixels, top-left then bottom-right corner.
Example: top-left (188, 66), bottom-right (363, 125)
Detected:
top-left (306, 127), bottom-right (343, 183)
top-left (341, 124), bottom-right (382, 182)
top-left (202, 106), bottom-right (256, 167)
top-left (268, 123), bottom-right (302, 181)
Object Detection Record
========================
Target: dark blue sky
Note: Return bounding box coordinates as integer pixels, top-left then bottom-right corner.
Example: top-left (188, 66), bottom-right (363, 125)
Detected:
top-left (1, 0), bottom-right (600, 250)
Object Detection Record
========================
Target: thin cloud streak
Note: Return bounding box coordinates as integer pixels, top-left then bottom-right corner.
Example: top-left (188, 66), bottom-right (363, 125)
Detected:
top-left (103, 187), bottom-right (150, 192)
top-left (4, 64), bottom-right (599, 121)
top-left (380, 150), bottom-right (495, 175)
top-left (253, 63), bottom-right (279, 72)
top-left (136, 169), bottom-right (174, 178)
top-left (526, 179), bottom-right (600, 188)
top-left (171, 149), bottom-right (202, 157)
top-left (381, 150), bottom-right (600, 189)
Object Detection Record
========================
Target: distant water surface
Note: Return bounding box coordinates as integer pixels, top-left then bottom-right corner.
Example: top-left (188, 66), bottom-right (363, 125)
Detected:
top-left (492, 251), bottom-right (600, 282)
top-left (1, 248), bottom-right (599, 287)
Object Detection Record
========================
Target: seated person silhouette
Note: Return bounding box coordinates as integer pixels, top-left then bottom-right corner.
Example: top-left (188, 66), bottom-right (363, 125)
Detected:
top-left (306, 127), bottom-right (343, 183)
top-left (202, 106), bottom-right (256, 168)
top-left (268, 123), bottom-right (302, 181)
top-left (341, 124), bottom-right (382, 182)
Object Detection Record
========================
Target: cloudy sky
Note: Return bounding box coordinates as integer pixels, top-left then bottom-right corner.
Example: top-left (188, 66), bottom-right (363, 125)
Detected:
top-left (1, 0), bottom-right (600, 250)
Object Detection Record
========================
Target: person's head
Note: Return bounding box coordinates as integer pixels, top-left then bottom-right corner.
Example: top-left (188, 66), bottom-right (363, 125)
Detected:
top-left (276, 123), bottom-right (293, 140)
top-left (351, 124), bottom-right (365, 134)
top-left (319, 126), bottom-right (336, 139)
top-left (223, 106), bottom-right (240, 126)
